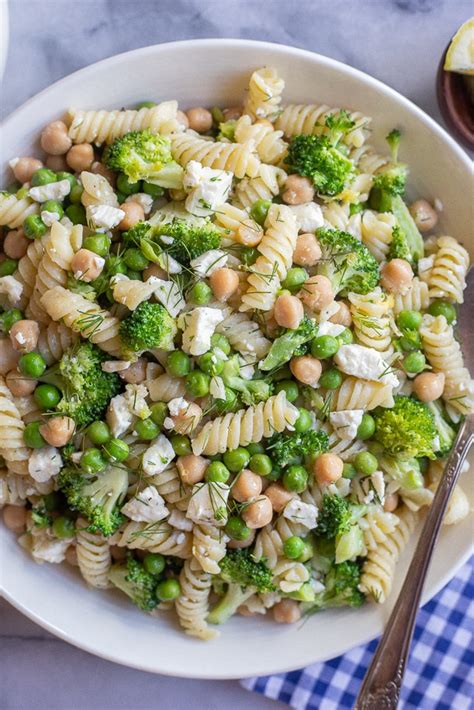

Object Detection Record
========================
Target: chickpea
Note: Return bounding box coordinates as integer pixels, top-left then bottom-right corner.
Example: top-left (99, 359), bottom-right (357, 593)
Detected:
top-left (237, 605), bottom-right (256, 617)
top-left (40, 120), bottom-right (72, 155)
top-left (409, 199), bottom-right (438, 233)
top-left (241, 495), bottom-right (273, 529)
top-left (282, 175), bottom-right (315, 205)
top-left (384, 493), bottom-right (399, 513)
top-left (228, 529), bottom-right (255, 549)
top-left (110, 544), bottom-right (128, 562)
top-left (3, 504), bottom-right (27, 533)
top-left (293, 233), bottom-right (321, 266)
top-left (290, 355), bottom-right (322, 386)
top-left (329, 300), bottom-right (352, 327)
top-left (6, 369), bottom-right (37, 397)
top-left (119, 358), bottom-right (147, 384)
top-left (299, 275), bottom-right (334, 311)
top-left (186, 107), bottom-right (213, 133)
top-left (223, 106), bottom-right (243, 121)
top-left (273, 599), bottom-right (301, 624)
top-left (12, 157), bottom-right (43, 184)
top-left (313, 452), bottom-right (344, 485)
top-left (66, 143), bottom-right (94, 172)
top-left (71, 248), bottom-right (105, 283)
top-left (39, 416), bottom-right (76, 447)
top-left (380, 259), bottom-right (413, 294)
top-left (265, 483), bottom-right (294, 513)
top-left (9, 320), bottom-right (40, 353)
top-left (412, 372), bottom-right (445, 402)
top-left (274, 293), bottom-right (304, 330)
top-left (210, 267), bottom-right (240, 302)
top-left (45, 154), bottom-right (68, 172)
top-left (3, 229), bottom-right (29, 259)
top-left (91, 161), bottom-right (116, 185)
top-left (177, 454), bottom-right (208, 485)
top-left (0, 340), bottom-right (20, 375)
top-left (172, 402), bottom-right (202, 435)
top-left (176, 110), bottom-right (189, 129)
top-left (143, 263), bottom-right (167, 281)
top-left (232, 469), bottom-right (263, 503)
top-left (118, 201), bottom-right (145, 231)
top-left (65, 545), bottom-right (79, 566)
top-left (237, 224), bottom-right (262, 247)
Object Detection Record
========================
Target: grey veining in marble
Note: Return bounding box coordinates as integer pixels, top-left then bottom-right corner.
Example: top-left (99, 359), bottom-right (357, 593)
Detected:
top-left (0, 1), bottom-right (472, 709)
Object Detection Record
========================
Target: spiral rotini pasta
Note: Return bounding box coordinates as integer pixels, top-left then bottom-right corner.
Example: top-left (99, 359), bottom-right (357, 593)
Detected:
top-left (349, 144), bottom-right (388, 175)
top-left (0, 470), bottom-right (53, 506)
top-left (322, 202), bottom-right (361, 238)
top-left (332, 376), bottom-right (394, 411)
top-left (171, 132), bottom-right (260, 179)
top-left (243, 67), bottom-right (285, 122)
top-left (428, 460), bottom-right (470, 526)
top-left (216, 310), bottom-right (271, 361)
top-left (234, 164), bottom-right (287, 210)
top-left (15, 394), bottom-right (42, 424)
top-left (0, 377), bottom-right (30, 475)
top-left (112, 275), bottom-right (158, 311)
top-left (115, 520), bottom-right (192, 558)
top-left (37, 322), bottom-right (79, 366)
top-left (0, 192), bottom-right (39, 228)
top-left (76, 520), bottom-right (111, 589)
top-left (361, 210), bottom-right (397, 262)
top-left (147, 373), bottom-right (187, 402)
top-left (80, 170), bottom-right (119, 208)
top-left (427, 236), bottom-right (470, 304)
top-left (15, 238), bottom-right (45, 310)
top-left (192, 523), bottom-right (227, 574)
top-left (175, 558), bottom-right (217, 640)
top-left (358, 508), bottom-right (399, 551)
top-left (146, 466), bottom-right (190, 511)
top-left (349, 288), bottom-right (394, 359)
top-left (213, 203), bottom-right (263, 244)
top-left (234, 114), bottom-right (287, 164)
top-left (276, 104), bottom-right (370, 147)
top-left (392, 277), bottom-right (430, 315)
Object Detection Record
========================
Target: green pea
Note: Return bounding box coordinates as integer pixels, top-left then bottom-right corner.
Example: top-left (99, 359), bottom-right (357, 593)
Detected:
top-left (0, 258), bottom-right (18, 277)
top-left (69, 183), bottom-right (84, 204)
top-left (81, 448), bottom-right (107, 474)
top-left (52, 516), bottom-right (75, 539)
top-left (115, 191), bottom-right (126, 204)
top-left (275, 379), bottom-right (299, 402)
top-left (19, 352), bottom-right (46, 378)
top-left (198, 351), bottom-right (224, 376)
top-left (342, 463), bottom-right (357, 479)
top-left (215, 387), bottom-right (238, 413)
top-left (149, 402), bottom-right (168, 428)
top-left (319, 368), bottom-right (342, 390)
top-left (6, 182), bottom-right (20, 194)
top-left (31, 168), bottom-right (57, 187)
top-left (117, 173), bottom-right (141, 195)
top-left (123, 247), bottom-right (149, 272)
top-left (23, 421), bottom-right (45, 449)
top-left (205, 460), bottom-right (230, 483)
top-left (283, 536), bottom-right (305, 560)
top-left (249, 453), bottom-right (273, 476)
top-left (399, 331), bottom-right (422, 352)
top-left (397, 309), bottom-right (422, 331)
top-left (337, 327), bottom-right (353, 345)
top-left (404, 351), bottom-right (426, 374)
top-left (427, 300), bottom-right (456, 325)
top-left (240, 247), bottom-right (259, 266)
top-left (311, 335), bottom-right (339, 359)
top-left (185, 370), bottom-right (210, 397)
top-left (87, 420), bottom-right (111, 445)
top-left (135, 100), bottom-right (157, 109)
top-left (211, 106), bottom-right (225, 124)
top-left (297, 539), bottom-right (314, 563)
top-left (357, 413), bottom-right (375, 440)
top-left (156, 578), bottom-right (181, 601)
top-left (34, 384), bottom-right (61, 410)
top-left (83, 233), bottom-right (111, 257)
top-left (223, 447), bottom-right (250, 473)
top-left (42, 199), bottom-right (64, 220)
top-left (43, 491), bottom-right (61, 512)
top-left (265, 465), bottom-right (282, 482)
top-left (1, 308), bottom-right (23, 333)
top-left (170, 434), bottom-right (191, 456)
top-left (56, 172), bottom-right (78, 191)
top-left (225, 516), bottom-right (251, 541)
top-left (134, 418), bottom-right (160, 440)
top-left (294, 407), bottom-right (313, 434)
top-left (189, 281), bottom-right (212, 305)
top-left (283, 464), bottom-right (308, 493)
top-left (210, 333), bottom-right (231, 355)
top-left (354, 451), bottom-right (378, 476)
top-left (247, 442), bottom-right (265, 456)
top-left (65, 204), bottom-right (86, 225)
top-left (281, 267), bottom-right (307, 293)
top-left (143, 552), bottom-right (165, 576)
top-left (249, 199), bottom-right (271, 226)
top-left (103, 438), bottom-right (129, 462)
top-left (23, 214), bottom-right (46, 239)
top-left (167, 350), bottom-right (191, 378)
top-left (126, 270), bottom-right (142, 281)
top-left (143, 182), bottom-right (164, 198)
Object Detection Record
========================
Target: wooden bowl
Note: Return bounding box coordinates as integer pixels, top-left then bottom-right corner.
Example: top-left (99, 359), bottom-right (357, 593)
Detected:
top-left (437, 44), bottom-right (474, 150)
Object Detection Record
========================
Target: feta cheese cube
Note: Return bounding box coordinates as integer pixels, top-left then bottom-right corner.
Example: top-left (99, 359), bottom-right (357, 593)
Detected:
top-left (29, 179), bottom-right (71, 203)
top-left (334, 344), bottom-right (398, 387)
top-left (210, 376), bottom-right (226, 400)
top-left (329, 409), bottom-right (364, 440)
top-left (142, 435), bottom-right (175, 475)
top-left (28, 446), bottom-right (62, 482)
top-left (106, 393), bottom-right (134, 437)
top-left (0, 275), bottom-right (23, 306)
top-left (283, 499), bottom-right (318, 530)
top-left (190, 250), bottom-right (228, 277)
top-left (183, 161), bottom-right (233, 217)
top-left (86, 204), bottom-right (125, 231)
top-left (289, 202), bottom-right (324, 232)
top-left (178, 307), bottom-right (225, 356)
top-left (186, 482), bottom-right (230, 526)
top-left (317, 321), bottom-right (345, 337)
top-left (121, 486), bottom-right (169, 523)
top-left (152, 278), bottom-right (185, 317)
top-left (41, 209), bottom-right (61, 227)
top-left (168, 508), bottom-right (193, 531)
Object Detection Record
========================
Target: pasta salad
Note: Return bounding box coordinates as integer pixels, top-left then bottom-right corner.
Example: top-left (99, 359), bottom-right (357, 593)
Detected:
top-left (0, 67), bottom-right (472, 640)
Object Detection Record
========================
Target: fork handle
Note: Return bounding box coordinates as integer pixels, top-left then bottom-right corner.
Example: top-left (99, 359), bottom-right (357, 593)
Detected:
top-left (355, 414), bottom-right (474, 710)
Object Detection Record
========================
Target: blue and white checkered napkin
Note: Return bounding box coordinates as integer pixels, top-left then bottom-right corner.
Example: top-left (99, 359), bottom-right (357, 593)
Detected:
top-left (241, 556), bottom-right (473, 709)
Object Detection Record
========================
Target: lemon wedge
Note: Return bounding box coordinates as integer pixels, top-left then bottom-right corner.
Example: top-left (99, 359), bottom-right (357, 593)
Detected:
top-left (444, 18), bottom-right (474, 75)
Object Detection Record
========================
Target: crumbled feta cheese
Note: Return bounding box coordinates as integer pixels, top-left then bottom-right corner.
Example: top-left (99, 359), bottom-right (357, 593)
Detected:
top-left (0, 275), bottom-right (23, 306)
top-left (168, 508), bottom-right (193, 531)
top-left (70, 452), bottom-right (83, 464)
top-left (190, 249), bottom-right (228, 277)
top-left (309, 577), bottom-right (326, 594)
top-left (317, 321), bottom-right (345, 337)
top-left (142, 435), bottom-right (175, 475)
top-left (13, 331), bottom-right (26, 345)
top-left (121, 486), bottom-right (169, 523)
top-left (160, 235), bottom-right (175, 245)
top-left (178, 307), bottom-right (225, 356)
top-left (289, 202), bottom-right (324, 232)
top-left (73, 254), bottom-right (105, 282)
top-left (28, 446), bottom-right (62, 482)
top-left (125, 192), bottom-right (154, 214)
top-left (157, 251), bottom-right (182, 274)
top-left (370, 470), bottom-right (385, 505)
top-left (152, 278), bottom-right (185, 317)
top-left (31, 534), bottom-right (71, 564)
top-left (124, 383), bottom-right (150, 419)
top-left (86, 204), bottom-right (125, 231)
top-left (29, 179), bottom-right (71, 203)
top-left (210, 375), bottom-right (226, 400)
top-left (101, 360), bottom-right (132, 373)
top-left (106, 393), bottom-right (134, 437)
top-left (239, 359), bottom-right (255, 380)
top-left (168, 397), bottom-right (188, 417)
top-left (41, 209), bottom-right (61, 227)
top-left (283, 499), bottom-right (318, 530)
top-left (183, 161), bottom-right (233, 217)
top-left (334, 344), bottom-right (398, 387)
top-left (186, 482), bottom-right (230, 526)
top-left (329, 409), bottom-right (364, 440)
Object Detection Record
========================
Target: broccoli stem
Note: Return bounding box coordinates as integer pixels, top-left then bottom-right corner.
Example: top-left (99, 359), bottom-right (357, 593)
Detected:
top-left (207, 584), bottom-right (255, 625)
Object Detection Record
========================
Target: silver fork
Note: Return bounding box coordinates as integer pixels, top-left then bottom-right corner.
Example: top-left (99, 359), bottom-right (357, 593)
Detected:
top-left (355, 271), bottom-right (474, 709)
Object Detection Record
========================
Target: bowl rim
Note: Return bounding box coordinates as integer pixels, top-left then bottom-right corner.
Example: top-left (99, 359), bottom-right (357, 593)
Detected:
top-left (1, 37), bottom-right (472, 679)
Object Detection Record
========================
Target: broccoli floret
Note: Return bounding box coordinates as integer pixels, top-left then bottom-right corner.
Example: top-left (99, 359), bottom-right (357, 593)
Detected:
top-left (316, 494), bottom-right (353, 539)
top-left (426, 400), bottom-right (456, 457)
top-left (217, 119), bottom-right (237, 141)
top-left (119, 301), bottom-right (177, 353)
top-left (207, 549), bottom-right (275, 625)
top-left (30, 505), bottom-right (53, 529)
top-left (388, 225), bottom-right (411, 263)
top-left (310, 561), bottom-right (365, 610)
top-left (66, 274), bottom-right (97, 301)
top-left (325, 110), bottom-right (356, 146)
top-left (379, 454), bottom-right (425, 490)
top-left (369, 166), bottom-right (407, 212)
top-left (386, 129), bottom-right (401, 162)
top-left (373, 395), bottom-right (437, 460)
top-left (40, 342), bottom-right (121, 428)
top-left (391, 195), bottom-right (424, 263)
top-left (108, 555), bottom-right (158, 612)
top-left (260, 316), bottom-right (318, 371)
top-left (315, 228), bottom-right (379, 296)
top-left (284, 134), bottom-right (354, 196)
top-left (104, 130), bottom-right (183, 188)
top-left (221, 355), bottom-right (272, 406)
top-left (58, 464), bottom-right (128, 537)
top-left (267, 429), bottom-right (329, 468)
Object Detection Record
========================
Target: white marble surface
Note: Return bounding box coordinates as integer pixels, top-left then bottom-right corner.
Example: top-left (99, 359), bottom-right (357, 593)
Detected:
top-left (0, 1), bottom-right (472, 708)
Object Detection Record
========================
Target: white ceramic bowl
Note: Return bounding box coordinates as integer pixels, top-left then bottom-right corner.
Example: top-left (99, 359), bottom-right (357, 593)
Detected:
top-left (0, 0), bottom-right (8, 80)
top-left (0, 39), bottom-right (472, 680)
